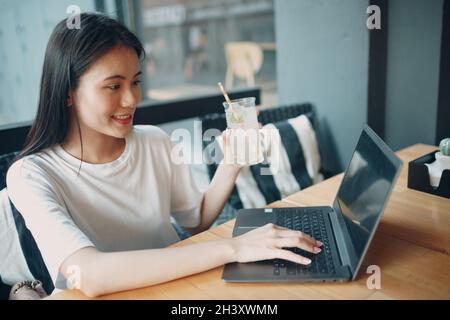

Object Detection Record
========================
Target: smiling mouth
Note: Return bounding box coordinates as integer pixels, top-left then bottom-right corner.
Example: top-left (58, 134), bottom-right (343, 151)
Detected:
top-left (111, 114), bottom-right (133, 125)
top-left (111, 114), bottom-right (132, 120)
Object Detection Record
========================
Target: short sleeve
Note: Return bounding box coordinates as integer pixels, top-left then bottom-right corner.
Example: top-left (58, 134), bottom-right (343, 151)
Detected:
top-left (167, 141), bottom-right (204, 229)
top-left (6, 159), bottom-right (94, 288)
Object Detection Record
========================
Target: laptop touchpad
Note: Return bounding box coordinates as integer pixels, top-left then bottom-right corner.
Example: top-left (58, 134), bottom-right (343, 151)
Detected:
top-left (233, 209), bottom-right (275, 236)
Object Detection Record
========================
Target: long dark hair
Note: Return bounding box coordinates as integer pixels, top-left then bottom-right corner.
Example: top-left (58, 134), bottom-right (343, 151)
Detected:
top-left (12, 13), bottom-right (144, 169)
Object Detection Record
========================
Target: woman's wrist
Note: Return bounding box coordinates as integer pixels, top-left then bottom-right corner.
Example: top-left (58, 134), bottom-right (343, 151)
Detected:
top-left (221, 239), bottom-right (238, 264)
top-left (218, 162), bottom-right (242, 178)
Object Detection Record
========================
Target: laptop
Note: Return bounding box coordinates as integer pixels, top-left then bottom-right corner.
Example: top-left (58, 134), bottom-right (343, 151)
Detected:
top-left (222, 125), bottom-right (402, 283)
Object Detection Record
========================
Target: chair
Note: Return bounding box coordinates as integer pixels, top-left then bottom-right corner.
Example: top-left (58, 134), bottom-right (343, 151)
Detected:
top-left (0, 152), bottom-right (54, 298)
top-left (225, 42), bottom-right (263, 88)
top-left (0, 152), bottom-right (16, 299)
top-left (0, 152), bottom-right (17, 190)
top-left (0, 276), bottom-right (9, 300)
top-left (199, 103), bottom-right (333, 226)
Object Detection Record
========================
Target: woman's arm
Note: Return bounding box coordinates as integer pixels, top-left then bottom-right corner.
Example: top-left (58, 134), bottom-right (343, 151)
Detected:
top-left (61, 239), bottom-right (234, 298)
top-left (187, 163), bottom-right (241, 234)
top-left (62, 224), bottom-right (322, 298)
top-left (187, 129), bottom-right (246, 234)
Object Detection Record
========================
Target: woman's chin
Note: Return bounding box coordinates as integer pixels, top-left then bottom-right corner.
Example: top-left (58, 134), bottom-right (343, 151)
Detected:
top-left (116, 126), bottom-right (133, 137)
top-left (105, 124), bottom-right (133, 138)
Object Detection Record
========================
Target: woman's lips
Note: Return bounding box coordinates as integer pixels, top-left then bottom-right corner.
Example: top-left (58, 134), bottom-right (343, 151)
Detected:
top-left (111, 114), bottom-right (132, 125)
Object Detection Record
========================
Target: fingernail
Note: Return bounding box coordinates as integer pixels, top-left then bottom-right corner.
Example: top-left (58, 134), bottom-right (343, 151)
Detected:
top-left (304, 258), bottom-right (311, 264)
top-left (314, 247), bottom-right (321, 253)
top-left (317, 241), bottom-right (323, 246)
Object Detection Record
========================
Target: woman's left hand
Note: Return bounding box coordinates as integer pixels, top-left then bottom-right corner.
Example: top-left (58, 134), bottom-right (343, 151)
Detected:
top-left (222, 129), bottom-right (244, 170)
top-left (221, 109), bottom-right (262, 168)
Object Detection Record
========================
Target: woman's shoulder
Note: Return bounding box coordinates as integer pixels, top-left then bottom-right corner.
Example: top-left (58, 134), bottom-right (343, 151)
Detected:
top-left (6, 153), bottom-right (45, 181)
top-left (131, 125), bottom-right (170, 144)
top-left (6, 150), bottom-right (57, 185)
top-left (132, 124), bottom-right (167, 136)
top-left (6, 156), bottom-right (47, 197)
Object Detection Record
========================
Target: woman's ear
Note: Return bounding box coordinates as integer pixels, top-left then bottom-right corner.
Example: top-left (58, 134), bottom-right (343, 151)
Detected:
top-left (67, 91), bottom-right (73, 107)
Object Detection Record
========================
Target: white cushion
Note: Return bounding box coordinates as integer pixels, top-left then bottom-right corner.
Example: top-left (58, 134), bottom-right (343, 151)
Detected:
top-left (214, 114), bottom-right (323, 208)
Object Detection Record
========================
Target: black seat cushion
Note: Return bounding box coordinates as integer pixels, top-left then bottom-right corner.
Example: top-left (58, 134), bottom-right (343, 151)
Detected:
top-left (0, 276), bottom-right (11, 300)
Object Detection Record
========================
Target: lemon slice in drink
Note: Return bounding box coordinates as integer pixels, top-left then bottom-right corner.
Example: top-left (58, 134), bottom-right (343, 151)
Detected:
top-left (230, 112), bottom-right (245, 125)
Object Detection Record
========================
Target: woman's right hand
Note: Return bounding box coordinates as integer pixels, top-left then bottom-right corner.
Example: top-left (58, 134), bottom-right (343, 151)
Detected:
top-left (229, 223), bottom-right (323, 265)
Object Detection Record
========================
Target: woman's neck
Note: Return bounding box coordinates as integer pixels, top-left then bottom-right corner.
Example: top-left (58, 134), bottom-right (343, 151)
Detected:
top-left (61, 121), bottom-right (126, 164)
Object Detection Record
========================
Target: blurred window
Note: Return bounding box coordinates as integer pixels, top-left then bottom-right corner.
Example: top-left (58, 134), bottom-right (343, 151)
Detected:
top-left (134, 0), bottom-right (276, 104)
top-left (0, 0), bottom-right (276, 127)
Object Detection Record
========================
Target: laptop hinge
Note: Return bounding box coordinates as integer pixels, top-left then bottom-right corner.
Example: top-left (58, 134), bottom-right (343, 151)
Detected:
top-left (328, 210), bottom-right (352, 272)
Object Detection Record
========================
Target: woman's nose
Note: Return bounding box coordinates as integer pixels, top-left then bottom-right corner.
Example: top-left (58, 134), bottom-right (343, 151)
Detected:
top-left (121, 88), bottom-right (138, 108)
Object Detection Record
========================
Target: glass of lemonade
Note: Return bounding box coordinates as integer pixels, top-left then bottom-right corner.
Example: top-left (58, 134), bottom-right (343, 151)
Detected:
top-left (222, 97), bottom-right (264, 165)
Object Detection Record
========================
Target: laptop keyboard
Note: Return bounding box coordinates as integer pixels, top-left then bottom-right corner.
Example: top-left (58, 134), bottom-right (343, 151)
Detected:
top-left (273, 208), bottom-right (336, 276)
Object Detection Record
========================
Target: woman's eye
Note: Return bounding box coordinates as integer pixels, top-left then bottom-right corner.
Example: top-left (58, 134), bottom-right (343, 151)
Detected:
top-left (108, 84), bottom-right (120, 91)
top-left (133, 80), bottom-right (141, 86)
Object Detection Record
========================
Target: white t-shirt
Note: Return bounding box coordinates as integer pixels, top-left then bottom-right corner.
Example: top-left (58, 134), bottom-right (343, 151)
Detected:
top-left (6, 125), bottom-right (203, 290)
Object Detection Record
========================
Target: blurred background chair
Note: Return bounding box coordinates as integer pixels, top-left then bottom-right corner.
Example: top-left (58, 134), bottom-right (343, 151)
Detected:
top-left (225, 42), bottom-right (264, 88)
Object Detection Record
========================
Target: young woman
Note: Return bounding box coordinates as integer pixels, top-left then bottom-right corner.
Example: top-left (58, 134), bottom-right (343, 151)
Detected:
top-left (6, 13), bottom-right (322, 297)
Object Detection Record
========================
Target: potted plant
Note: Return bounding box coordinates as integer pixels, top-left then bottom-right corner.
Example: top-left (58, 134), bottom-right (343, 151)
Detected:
top-left (425, 138), bottom-right (450, 188)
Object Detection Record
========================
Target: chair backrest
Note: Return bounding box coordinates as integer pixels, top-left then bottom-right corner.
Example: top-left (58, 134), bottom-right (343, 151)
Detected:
top-left (0, 275), bottom-right (10, 300)
top-left (225, 42), bottom-right (264, 87)
top-left (0, 152), bottom-right (54, 295)
top-left (225, 42), bottom-right (264, 76)
top-left (0, 152), bottom-right (18, 190)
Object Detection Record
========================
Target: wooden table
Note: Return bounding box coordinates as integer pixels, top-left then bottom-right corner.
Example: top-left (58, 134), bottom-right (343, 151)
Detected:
top-left (49, 144), bottom-right (450, 300)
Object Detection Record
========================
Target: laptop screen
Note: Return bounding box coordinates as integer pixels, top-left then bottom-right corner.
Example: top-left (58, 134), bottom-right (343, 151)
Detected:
top-left (334, 126), bottom-right (401, 268)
